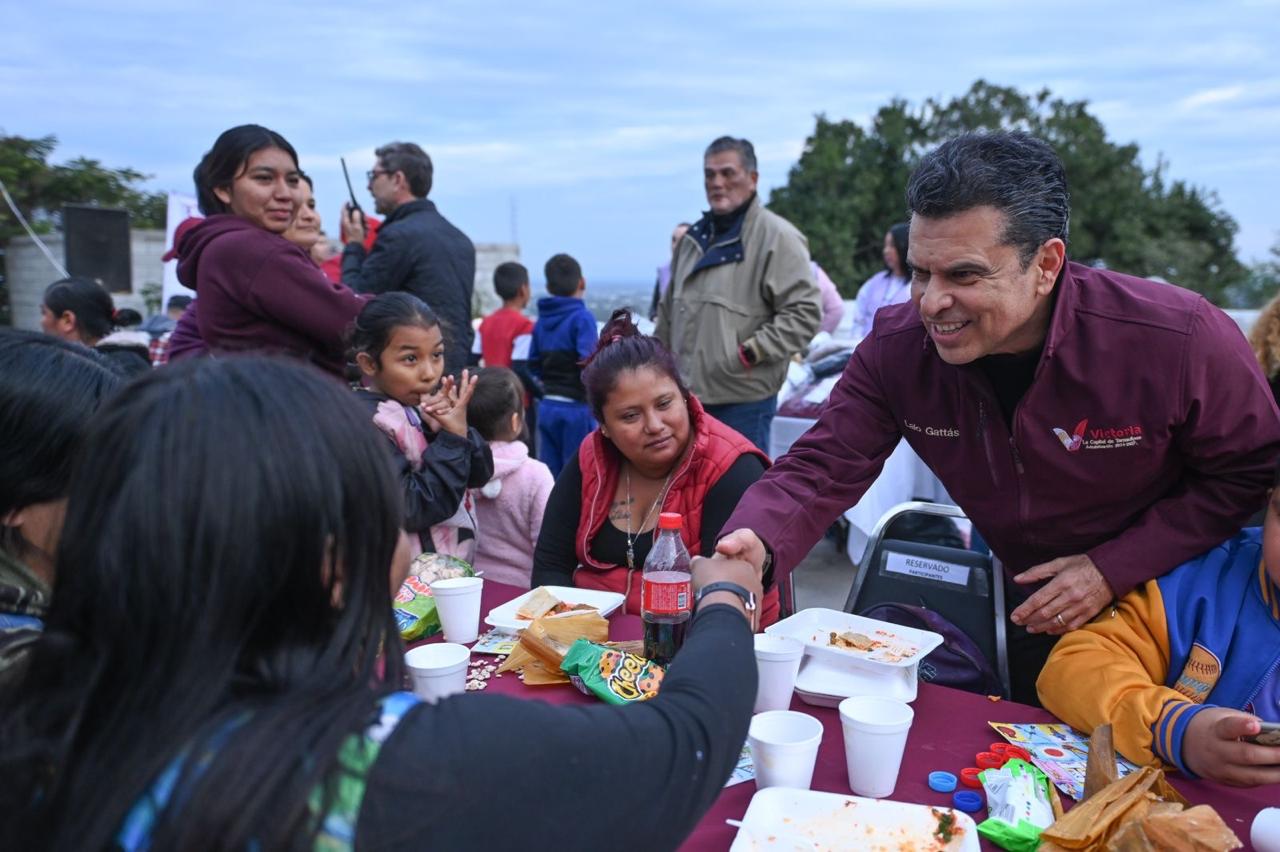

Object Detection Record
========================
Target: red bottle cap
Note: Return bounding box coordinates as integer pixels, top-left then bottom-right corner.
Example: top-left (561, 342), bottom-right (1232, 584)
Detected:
top-left (975, 751), bottom-right (1005, 770)
top-left (658, 512), bottom-right (683, 530)
top-left (990, 743), bottom-right (1031, 762)
top-left (960, 767), bottom-right (984, 788)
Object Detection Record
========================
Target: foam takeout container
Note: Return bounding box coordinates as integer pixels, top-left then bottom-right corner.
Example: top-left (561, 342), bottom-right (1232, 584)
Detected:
top-left (484, 585), bottom-right (624, 634)
top-left (729, 787), bottom-right (978, 851)
top-left (765, 608), bottom-right (942, 705)
top-left (765, 608), bottom-right (943, 671)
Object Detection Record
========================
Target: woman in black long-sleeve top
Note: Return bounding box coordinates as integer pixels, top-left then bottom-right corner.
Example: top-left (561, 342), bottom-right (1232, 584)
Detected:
top-left (2, 356), bottom-right (760, 852)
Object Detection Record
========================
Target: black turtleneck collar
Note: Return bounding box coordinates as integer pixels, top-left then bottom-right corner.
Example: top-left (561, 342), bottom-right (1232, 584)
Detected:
top-left (709, 193), bottom-right (757, 237)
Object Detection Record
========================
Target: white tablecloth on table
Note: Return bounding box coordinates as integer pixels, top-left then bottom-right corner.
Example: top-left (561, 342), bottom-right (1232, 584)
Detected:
top-left (768, 415), bottom-right (956, 565)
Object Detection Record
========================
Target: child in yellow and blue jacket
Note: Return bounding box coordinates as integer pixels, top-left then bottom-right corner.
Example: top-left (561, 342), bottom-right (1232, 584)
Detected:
top-left (1038, 481), bottom-right (1280, 788)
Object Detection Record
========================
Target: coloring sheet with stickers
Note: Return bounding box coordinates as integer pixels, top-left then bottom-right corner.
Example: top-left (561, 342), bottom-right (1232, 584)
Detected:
top-left (989, 722), bottom-right (1140, 800)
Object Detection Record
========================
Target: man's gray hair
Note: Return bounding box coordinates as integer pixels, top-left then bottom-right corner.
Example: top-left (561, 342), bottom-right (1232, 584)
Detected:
top-left (906, 131), bottom-right (1070, 268)
top-left (704, 136), bottom-right (758, 173)
top-left (376, 141), bottom-right (433, 198)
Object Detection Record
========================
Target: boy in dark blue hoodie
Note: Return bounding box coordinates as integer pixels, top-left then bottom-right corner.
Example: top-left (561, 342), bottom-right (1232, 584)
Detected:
top-left (529, 254), bottom-right (598, 477)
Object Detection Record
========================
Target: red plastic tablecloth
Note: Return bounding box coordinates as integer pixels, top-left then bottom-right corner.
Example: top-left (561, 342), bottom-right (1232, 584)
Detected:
top-left (423, 580), bottom-right (1275, 849)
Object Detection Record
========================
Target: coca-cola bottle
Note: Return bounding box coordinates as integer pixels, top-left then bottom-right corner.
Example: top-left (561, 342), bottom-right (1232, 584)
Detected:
top-left (641, 512), bottom-right (692, 667)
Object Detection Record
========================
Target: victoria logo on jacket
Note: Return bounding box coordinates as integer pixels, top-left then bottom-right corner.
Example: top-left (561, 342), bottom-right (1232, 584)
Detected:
top-left (1052, 418), bottom-right (1144, 452)
top-left (1052, 419), bottom-right (1087, 452)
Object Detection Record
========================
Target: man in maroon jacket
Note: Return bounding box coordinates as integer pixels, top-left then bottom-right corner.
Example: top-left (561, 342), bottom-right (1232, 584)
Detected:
top-left (717, 132), bottom-right (1280, 703)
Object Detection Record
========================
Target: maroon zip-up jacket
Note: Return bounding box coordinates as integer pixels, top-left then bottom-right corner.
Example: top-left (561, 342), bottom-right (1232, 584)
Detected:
top-left (176, 215), bottom-right (366, 376)
top-left (725, 262), bottom-right (1280, 599)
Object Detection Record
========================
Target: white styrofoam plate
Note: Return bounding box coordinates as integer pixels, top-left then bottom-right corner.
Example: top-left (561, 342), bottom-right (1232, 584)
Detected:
top-left (729, 787), bottom-right (979, 851)
top-left (484, 585), bottom-right (624, 634)
top-left (793, 653), bottom-right (919, 705)
top-left (765, 608), bottom-right (943, 671)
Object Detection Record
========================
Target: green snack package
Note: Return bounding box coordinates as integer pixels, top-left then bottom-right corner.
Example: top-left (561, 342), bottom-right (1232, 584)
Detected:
top-left (976, 759), bottom-right (1055, 852)
top-left (559, 639), bottom-right (665, 705)
top-left (392, 555), bottom-right (473, 641)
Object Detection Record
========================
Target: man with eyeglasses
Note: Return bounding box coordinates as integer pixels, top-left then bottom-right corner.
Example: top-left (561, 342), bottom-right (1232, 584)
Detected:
top-left (341, 142), bottom-right (476, 376)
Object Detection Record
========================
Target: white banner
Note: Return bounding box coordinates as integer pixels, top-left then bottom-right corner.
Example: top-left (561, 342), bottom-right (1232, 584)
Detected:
top-left (883, 550), bottom-right (971, 587)
top-left (161, 192), bottom-right (201, 310)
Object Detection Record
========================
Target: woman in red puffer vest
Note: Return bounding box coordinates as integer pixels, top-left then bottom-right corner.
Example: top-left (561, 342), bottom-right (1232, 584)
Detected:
top-left (530, 309), bottom-right (780, 626)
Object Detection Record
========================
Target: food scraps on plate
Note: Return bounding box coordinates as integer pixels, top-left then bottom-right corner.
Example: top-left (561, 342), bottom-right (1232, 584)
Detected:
top-left (826, 628), bottom-right (920, 663)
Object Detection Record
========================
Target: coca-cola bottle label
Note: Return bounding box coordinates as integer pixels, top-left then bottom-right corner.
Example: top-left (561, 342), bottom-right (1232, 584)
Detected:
top-left (641, 577), bottom-right (691, 615)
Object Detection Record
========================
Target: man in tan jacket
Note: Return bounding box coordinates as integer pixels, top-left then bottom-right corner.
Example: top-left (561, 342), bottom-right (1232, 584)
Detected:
top-left (656, 136), bottom-right (821, 453)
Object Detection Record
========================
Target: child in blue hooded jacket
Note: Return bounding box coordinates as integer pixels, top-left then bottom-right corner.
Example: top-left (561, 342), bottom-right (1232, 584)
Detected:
top-left (529, 253), bottom-right (598, 477)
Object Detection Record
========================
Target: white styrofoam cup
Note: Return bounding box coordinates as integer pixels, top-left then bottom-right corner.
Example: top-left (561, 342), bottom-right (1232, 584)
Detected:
top-left (753, 635), bottom-right (805, 713)
top-left (748, 710), bottom-right (825, 790)
top-left (430, 576), bottom-right (484, 644)
top-left (838, 695), bottom-right (914, 798)
top-left (404, 642), bottom-right (470, 703)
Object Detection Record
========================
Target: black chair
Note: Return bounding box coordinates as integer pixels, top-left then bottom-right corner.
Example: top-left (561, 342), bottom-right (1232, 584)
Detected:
top-left (843, 501), bottom-right (1011, 698)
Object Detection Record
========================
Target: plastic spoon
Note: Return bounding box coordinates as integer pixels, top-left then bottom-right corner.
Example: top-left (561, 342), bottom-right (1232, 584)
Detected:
top-left (725, 819), bottom-right (819, 850)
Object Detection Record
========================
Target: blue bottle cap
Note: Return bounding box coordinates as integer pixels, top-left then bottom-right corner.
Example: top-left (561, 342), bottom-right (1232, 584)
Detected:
top-left (953, 790), bottom-right (983, 813)
top-left (928, 771), bottom-right (957, 793)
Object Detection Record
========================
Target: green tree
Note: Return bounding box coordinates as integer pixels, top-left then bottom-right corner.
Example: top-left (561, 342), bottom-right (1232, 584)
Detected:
top-left (769, 103), bottom-right (923, 295)
top-left (768, 81), bottom-right (1249, 304)
top-left (0, 132), bottom-right (165, 323)
top-left (1226, 236), bottom-right (1280, 309)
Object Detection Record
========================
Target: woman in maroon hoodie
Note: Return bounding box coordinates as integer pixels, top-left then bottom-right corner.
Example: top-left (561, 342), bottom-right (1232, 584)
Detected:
top-left (170, 125), bottom-right (365, 375)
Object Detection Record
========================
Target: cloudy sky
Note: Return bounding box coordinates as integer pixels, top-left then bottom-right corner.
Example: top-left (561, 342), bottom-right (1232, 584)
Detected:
top-left (4, 0), bottom-right (1278, 285)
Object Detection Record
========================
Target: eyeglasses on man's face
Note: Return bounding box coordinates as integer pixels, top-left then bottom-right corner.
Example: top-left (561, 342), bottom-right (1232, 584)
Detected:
top-left (366, 168), bottom-right (393, 182)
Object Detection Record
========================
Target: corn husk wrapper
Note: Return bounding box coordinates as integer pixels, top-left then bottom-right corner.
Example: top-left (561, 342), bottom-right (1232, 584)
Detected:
top-left (521, 661), bottom-right (570, 685)
top-left (1130, 805), bottom-right (1242, 852)
top-left (1040, 765), bottom-right (1235, 852)
top-left (1106, 802), bottom-right (1190, 852)
top-left (495, 610), bottom-right (609, 684)
top-left (1084, 724), bottom-right (1119, 801)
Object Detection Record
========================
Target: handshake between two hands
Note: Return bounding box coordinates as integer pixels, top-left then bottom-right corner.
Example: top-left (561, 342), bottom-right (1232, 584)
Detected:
top-left (687, 528), bottom-right (769, 631)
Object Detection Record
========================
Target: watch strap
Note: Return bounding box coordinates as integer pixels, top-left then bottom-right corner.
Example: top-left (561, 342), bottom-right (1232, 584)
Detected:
top-left (696, 581), bottom-right (757, 611)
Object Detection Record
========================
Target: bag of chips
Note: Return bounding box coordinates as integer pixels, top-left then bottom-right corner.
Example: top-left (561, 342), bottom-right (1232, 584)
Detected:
top-left (977, 759), bottom-right (1055, 852)
top-left (392, 555), bottom-right (473, 641)
top-left (559, 638), bottom-right (665, 705)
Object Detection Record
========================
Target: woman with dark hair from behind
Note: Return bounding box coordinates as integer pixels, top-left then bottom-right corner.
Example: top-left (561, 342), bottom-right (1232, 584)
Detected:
top-left (0, 355), bottom-right (760, 851)
top-left (167, 124), bottom-right (365, 375)
top-left (532, 309), bottom-right (778, 623)
top-left (40, 276), bottom-right (151, 377)
top-left (850, 222), bottom-right (911, 339)
top-left (0, 329), bottom-right (122, 690)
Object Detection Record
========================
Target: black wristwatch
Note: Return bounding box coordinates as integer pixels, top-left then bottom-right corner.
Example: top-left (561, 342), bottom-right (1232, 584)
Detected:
top-left (695, 581), bottom-right (758, 612)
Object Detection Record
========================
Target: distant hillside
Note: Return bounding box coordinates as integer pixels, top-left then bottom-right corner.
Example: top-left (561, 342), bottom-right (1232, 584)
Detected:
top-left (581, 280), bottom-right (654, 321)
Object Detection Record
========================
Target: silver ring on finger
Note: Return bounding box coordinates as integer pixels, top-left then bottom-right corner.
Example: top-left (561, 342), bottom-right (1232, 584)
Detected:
top-left (1055, 613), bottom-right (1066, 628)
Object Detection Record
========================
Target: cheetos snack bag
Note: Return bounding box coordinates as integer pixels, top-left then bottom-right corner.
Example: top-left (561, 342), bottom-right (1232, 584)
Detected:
top-left (560, 639), bottom-right (665, 705)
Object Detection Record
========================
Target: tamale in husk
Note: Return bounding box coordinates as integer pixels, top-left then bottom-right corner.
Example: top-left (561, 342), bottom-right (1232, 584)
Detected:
top-left (1041, 765), bottom-right (1232, 852)
top-left (1084, 724), bottom-right (1119, 800)
top-left (1132, 804), bottom-right (1242, 851)
top-left (495, 610), bottom-right (609, 683)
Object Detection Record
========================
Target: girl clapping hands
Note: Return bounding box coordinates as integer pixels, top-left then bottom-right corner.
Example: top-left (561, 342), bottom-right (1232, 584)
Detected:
top-left (351, 293), bottom-right (492, 558)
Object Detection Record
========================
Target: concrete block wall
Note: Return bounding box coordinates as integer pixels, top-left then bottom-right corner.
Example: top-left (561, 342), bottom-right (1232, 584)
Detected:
top-left (7, 232), bottom-right (520, 330)
top-left (6, 229), bottom-right (166, 330)
top-left (472, 242), bottom-right (521, 318)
